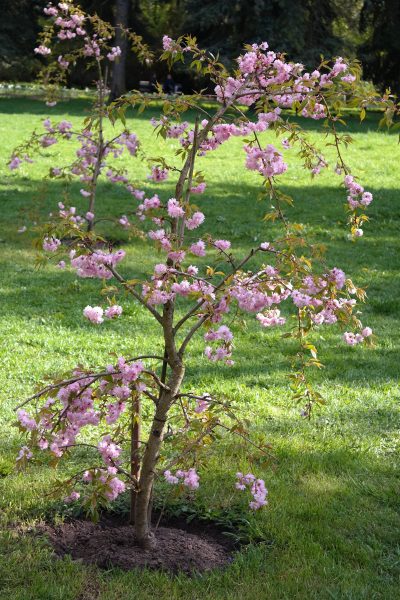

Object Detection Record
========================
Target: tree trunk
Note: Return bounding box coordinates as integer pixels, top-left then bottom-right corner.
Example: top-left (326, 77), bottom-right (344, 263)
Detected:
top-left (109, 0), bottom-right (129, 102)
top-left (129, 395), bottom-right (141, 524)
top-left (134, 360), bottom-right (185, 548)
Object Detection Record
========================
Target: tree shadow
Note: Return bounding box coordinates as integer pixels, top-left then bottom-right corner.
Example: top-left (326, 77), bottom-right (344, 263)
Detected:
top-left (0, 96), bottom-right (396, 135)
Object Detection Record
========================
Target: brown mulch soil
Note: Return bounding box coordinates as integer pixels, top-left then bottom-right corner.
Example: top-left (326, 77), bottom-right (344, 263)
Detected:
top-left (41, 516), bottom-right (236, 575)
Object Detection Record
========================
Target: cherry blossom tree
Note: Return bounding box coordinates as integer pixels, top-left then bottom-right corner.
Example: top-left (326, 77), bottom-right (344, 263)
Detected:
top-left (14, 2), bottom-right (399, 549)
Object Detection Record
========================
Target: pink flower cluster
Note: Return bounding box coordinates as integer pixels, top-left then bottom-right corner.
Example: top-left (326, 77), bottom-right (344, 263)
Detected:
top-left (148, 166), bottom-right (168, 182)
top-left (34, 45), bottom-right (51, 56)
top-left (204, 325), bottom-right (234, 366)
top-left (244, 143), bottom-right (288, 179)
top-left (256, 309), bottom-right (286, 327)
top-left (17, 356), bottom-right (144, 467)
top-left (344, 175), bottom-right (373, 236)
top-left (43, 236), bottom-right (61, 252)
top-left (44, 3), bottom-right (87, 41)
top-left (83, 467), bottom-right (126, 501)
top-left (70, 249), bottom-right (126, 279)
top-left (164, 468), bottom-right (200, 489)
top-left (107, 46), bottom-right (122, 61)
top-left (17, 409), bottom-right (37, 431)
top-left (236, 472), bottom-right (268, 510)
top-left (98, 435), bottom-right (121, 465)
top-left (83, 304), bottom-right (123, 324)
top-left (211, 42), bottom-right (355, 113)
top-left (343, 327), bottom-right (372, 346)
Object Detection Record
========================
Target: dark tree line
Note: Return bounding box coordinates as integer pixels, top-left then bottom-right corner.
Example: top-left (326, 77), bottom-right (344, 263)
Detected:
top-left (0, 0), bottom-right (398, 93)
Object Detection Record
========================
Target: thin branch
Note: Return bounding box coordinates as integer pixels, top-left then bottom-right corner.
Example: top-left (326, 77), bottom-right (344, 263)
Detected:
top-left (105, 264), bottom-right (163, 324)
top-left (15, 355), bottom-right (164, 410)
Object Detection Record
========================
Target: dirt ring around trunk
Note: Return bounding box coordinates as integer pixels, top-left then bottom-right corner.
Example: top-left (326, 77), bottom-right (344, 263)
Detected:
top-left (41, 516), bottom-right (237, 575)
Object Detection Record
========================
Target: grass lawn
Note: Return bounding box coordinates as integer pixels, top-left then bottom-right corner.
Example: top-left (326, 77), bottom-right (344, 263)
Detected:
top-left (0, 97), bottom-right (399, 599)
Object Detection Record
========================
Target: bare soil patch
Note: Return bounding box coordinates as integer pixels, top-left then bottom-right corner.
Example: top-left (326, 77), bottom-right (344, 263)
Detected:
top-left (41, 515), bottom-right (236, 575)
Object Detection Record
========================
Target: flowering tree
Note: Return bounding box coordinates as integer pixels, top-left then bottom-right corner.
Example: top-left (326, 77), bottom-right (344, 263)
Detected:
top-left (14, 3), bottom-right (399, 550)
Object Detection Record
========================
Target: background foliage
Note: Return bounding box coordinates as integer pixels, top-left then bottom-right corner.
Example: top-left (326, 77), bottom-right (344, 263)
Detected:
top-left (0, 0), bottom-right (399, 93)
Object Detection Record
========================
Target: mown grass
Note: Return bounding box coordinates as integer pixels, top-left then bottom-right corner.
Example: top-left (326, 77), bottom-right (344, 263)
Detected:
top-left (0, 97), bottom-right (399, 600)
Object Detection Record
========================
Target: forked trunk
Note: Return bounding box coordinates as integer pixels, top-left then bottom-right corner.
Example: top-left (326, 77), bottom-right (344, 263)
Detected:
top-left (134, 361), bottom-right (184, 548)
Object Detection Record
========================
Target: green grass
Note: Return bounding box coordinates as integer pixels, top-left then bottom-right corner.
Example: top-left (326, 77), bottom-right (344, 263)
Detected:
top-left (0, 97), bottom-right (399, 600)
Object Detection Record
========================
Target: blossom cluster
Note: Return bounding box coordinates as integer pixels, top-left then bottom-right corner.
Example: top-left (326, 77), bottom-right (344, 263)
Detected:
top-left (236, 472), bottom-right (268, 510)
top-left (83, 304), bottom-right (123, 324)
top-left (70, 249), bottom-right (126, 279)
top-left (164, 468), bottom-right (200, 489)
top-left (213, 42), bottom-right (356, 113)
top-left (16, 355), bottom-right (145, 506)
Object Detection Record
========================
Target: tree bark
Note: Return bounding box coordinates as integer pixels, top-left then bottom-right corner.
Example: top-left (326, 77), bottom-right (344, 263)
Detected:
top-left (134, 364), bottom-right (184, 547)
top-left (129, 395), bottom-right (141, 524)
top-left (109, 0), bottom-right (130, 102)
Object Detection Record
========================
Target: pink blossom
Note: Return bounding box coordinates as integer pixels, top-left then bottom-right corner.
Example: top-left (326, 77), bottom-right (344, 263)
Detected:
top-left (190, 240), bottom-right (206, 257)
top-left (244, 143), bottom-right (287, 178)
top-left (185, 211), bottom-right (205, 230)
top-left (329, 267), bottom-right (346, 290)
top-left (106, 401), bottom-right (126, 425)
top-left (64, 491), bottom-right (80, 503)
top-left (187, 265), bottom-right (198, 276)
top-left (154, 263), bottom-right (168, 277)
top-left (190, 182), bottom-right (206, 194)
top-left (214, 239), bottom-right (231, 252)
top-left (162, 35), bottom-right (174, 51)
top-left (104, 475), bottom-right (126, 501)
top-left (119, 215), bottom-right (130, 229)
top-left (341, 74), bottom-right (356, 83)
top-left (361, 192), bottom-right (373, 206)
top-left (204, 325), bottom-right (233, 342)
top-left (148, 166), bottom-right (168, 182)
top-left (164, 468), bottom-right (200, 489)
top-left (34, 45), bottom-right (51, 56)
top-left (58, 55), bottom-right (69, 69)
top-left (80, 188), bottom-right (91, 197)
top-left (164, 470), bottom-right (179, 484)
top-left (183, 468), bottom-right (200, 489)
top-left (256, 309), bottom-right (286, 327)
top-left (107, 46), bottom-right (122, 61)
top-left (41, 135), bottom-right (57, 147)
top-left (98, 435), bottom-right (121, 465)
top-left (236, 472), bottom-right (268, 510)
top-left (9, 156), bottom-right (22, 170)
top-left (343, 332), bottom-right (363, 346)
top-left (194, 396), bottom-right (210, 413)
top-left (44, 5), bottom-right (58, 17)
top-left (83, 305), bottom-right (104, 324)
top-left (168, 198), bottom-right (185, 218)
top-left (105, 305), bottom-right (123, 319)
top-left (17, 446), bottom-right (33, 461)
top-left (167, 122), bottom-right (189, 138)
top-left (43, 236), bottom-right (61, 252)
top-left (17, 409), bottom-right (37, 431)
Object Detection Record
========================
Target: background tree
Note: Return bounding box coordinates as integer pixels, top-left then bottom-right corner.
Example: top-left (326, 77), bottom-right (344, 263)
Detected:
top-left (184, 0), bottom-right (343, 67)
top-left (359, 0), bottom-right (400, 93)
top-left (109, 0), bottom-right (130, 100)
top-left (1, 1), bottom-right (399, 94)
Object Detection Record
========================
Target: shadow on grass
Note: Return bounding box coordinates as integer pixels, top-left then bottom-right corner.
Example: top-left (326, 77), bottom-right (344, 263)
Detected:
top-left (0, 96), bottom-right (397, 136)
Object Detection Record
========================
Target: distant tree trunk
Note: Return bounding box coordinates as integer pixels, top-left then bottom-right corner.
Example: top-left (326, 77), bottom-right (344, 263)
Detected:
top-left (109, 0), bottom-right (130, 102)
